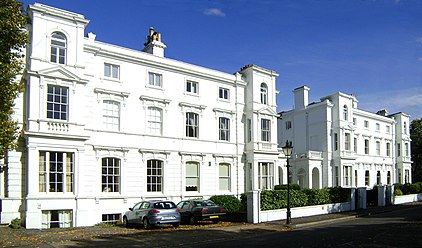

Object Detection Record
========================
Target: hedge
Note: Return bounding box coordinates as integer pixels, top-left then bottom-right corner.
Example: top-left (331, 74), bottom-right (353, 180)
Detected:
top-left (210, 195), bottom-right (241, 213)
top-left (395, 183), bottom-right (422, 195)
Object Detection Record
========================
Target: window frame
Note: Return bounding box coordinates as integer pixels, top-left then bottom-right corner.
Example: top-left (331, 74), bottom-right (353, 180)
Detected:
top-left (147, 107), bottom-right (163, 135)
top-left (50, 32), bottom-right (67, 64)
top-left (39, 151), bottom-right (74, 193)
top-left (148, 72), bottom-right (163, 88)
top-left (186, 161), bottom-right (200, 192)
top-left (102, 100), bottom-right (120, 131)
top-left (258, 162), bottom-right (274, 190)
top-left (218, 163), bottom-right (230, 191)
top-left (260, 83), bottom-right (268, 105)
top-left (219, 87), bottom-right (230, 100)
top-left (101, 157), bottom-right (121, 193)
top-left (343, 165), bottom-right (352, 187)
top-left (261, 118), bottom-right (271, 142)
top-left (104, 63), bottom-right (120, 79)
top-left (364, 139), bottom-right (369, 155)
top-left (186, 112), bottom-right (199, 138)
top-left (47, 85), bottom-right (69, 121)
top-left (147, 159), bottom-right (163, 192)
top-left (219, 117), bottom-right (230, 141)
top-left (186, 80), bottom-right (199, 94)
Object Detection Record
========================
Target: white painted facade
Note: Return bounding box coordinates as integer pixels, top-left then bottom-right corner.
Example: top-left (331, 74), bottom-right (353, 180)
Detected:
top-left (278, 86), bottom-right (412, 189)
top-left (0, 4), bottom-right (285, 228)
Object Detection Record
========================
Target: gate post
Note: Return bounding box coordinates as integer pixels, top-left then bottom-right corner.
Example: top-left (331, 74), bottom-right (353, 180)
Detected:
top-left (386, 184), bottom-right (394, 206)
top-left (350, 188), bottom-right (356, 211)
top-left (356, 187), bottom-right (367, 209)
top-left (377, 185), bottom-right (386, 207)
top-left (247, 190), bottom-right (260, 223)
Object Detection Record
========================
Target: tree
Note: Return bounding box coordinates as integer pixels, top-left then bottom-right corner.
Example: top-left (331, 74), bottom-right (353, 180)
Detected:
top-left (0, 0), bottom-right (28, 160)
top-left (411, 118), bottom-right (422, 182)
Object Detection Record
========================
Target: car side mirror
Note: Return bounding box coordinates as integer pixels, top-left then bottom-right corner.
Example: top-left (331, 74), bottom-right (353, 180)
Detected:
top-left (129, 208), bottom-right (133, 211)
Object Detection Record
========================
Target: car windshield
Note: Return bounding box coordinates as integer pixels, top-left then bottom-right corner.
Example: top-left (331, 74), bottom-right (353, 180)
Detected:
top-left (193, 200), bottom-right (216, 207)
top-left (153, 202), bottom-right (176, 209)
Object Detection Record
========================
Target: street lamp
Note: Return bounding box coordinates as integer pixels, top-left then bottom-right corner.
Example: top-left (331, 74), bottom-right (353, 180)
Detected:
top-left (282, 140), bottom-right (293, 225)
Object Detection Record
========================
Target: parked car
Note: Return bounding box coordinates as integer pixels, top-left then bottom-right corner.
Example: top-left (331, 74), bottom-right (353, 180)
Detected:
top-left (176, 199), bottom-right (226, 224)
top-left (123, 200), bottom-right (181, 229)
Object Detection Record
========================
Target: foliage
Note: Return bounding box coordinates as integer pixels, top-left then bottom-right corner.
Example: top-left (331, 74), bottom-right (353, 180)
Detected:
top-left (0, 0), bottom-right (28, 160)
top-left (209, 195), bottom-right (241, 213)
top-left (9, 218), bottom-right (21, 229)
top-left (95, 222), bottom-right (117, 227)
top-left (328, 187), bottom-right (351, 203)
top-left (302, 188), bottom-right (331, 206)
top-left (411, 119), bottom-right (422, 182)
top-left (394, 188), bottom-right (403, 196)
top-left (274, 184), bottom-right (301, 190)
top-left (260, 190), bottom-right (308, 211)
top-left (395, 183), bottom-right (422, 195)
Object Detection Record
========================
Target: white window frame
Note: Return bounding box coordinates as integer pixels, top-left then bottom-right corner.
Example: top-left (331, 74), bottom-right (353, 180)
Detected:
top-left (386, 142), bottom-right (391, 157)
top-left (219, 87), bottom-right (230, 100)
top-left (186, 80), bottom-right (199, 94)
top-left (343, 105), bottom-right (348, 121)
top-left (186, 161), bottom-right (200, 192)
top-left (101, 157), bottom-right (120, 193)
top-left (148, 72), bottom-right (162, 88)
top-left (258, 162), bottom-right (273, 190)
top-left (376, 141), bottom-right (381, 155)
top-left (219, 163), bottom-right (230, 191)
top-left (47, 85), bottom-right (69, 121)
top-left (364, 120), bottom-right (369, 129)
top-left (365, 170), bottom-right (370, 186)
top-left (343, 165), bottom-right (352, 187)
top-left (102, 100), bottom-right (120, 131)
top-left (260, 83), bottom-right (268, 105)
top-left (219, 117), bottom-right (230, 141)
top-left (39, 151), bottom-right (74, 193)
top-left (186, 112), bottom-right (199, 138)
top-left (50, 32), bottom-right (66, 64)
top-left (344, 133), bottom-right (350, 151)
top-left (364, 139), bottom-right (369, 154)
top-left (42, 210), bottom-right (72, 229)
top-left (147, 159), bottom-right (163, 192)
top-left (261, 118), bottom-right (271, 142)
top-left (147, 107), bottom-right (162, 135)
top-left (104, 63), bottom-right (120, 79)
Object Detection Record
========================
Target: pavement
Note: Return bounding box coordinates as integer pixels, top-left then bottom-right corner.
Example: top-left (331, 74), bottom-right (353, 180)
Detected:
top-left (267, 201), bottom-right (421, 229)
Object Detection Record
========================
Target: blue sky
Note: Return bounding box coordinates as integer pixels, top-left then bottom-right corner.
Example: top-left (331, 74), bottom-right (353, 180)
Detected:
top-left (21, 0), bottom-right (422, 120)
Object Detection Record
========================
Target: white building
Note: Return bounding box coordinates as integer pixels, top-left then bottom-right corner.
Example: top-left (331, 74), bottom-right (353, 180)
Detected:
top-left (0, 4), bottom-right (285, 228)
top-left (278, 86), bottom-right (412, 189)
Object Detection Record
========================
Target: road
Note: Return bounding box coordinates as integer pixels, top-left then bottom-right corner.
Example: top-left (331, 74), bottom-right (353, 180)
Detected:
top-left (199, 203), bottom-right (422, 248)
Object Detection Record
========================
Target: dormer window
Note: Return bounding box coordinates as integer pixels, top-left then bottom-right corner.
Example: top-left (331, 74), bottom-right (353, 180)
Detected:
top-left (50, 32), bottom-right (67, 64)
top-left (260, 83), bottom-right (268, 104)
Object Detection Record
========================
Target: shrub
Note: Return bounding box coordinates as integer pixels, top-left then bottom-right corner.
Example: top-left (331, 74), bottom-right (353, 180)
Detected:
top-left (328, 187), bottom-right (351, 203)
top-left (9, 218), bottom-right (21, 229)
top-left (239, 193), bottom-right (247, 212)
top-left (394, 188), bottom-right (403, 196)
top-left (274, 184), bottom-right (300, 190)
top-left (302, 188), bottom-right (331, 206)
top-left (210, 195), bottom-right (241, 213)
top-left (260, 189), bottom-right (307, 211)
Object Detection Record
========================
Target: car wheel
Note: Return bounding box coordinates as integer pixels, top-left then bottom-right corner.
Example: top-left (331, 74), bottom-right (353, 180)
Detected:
top-left (172, 222), bottom-right (180, 228)
top-left (143, 218), bottom-right (151, 229)
top-left (123, 216), bottom-right (130, 227)
top-left (212, 219), bottom-right (220, 224)
top-left (189, 216), bottom-right (197, 225)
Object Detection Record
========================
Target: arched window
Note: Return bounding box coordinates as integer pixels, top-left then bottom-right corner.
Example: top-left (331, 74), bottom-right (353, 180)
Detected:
top-left (147, 159), bottom-right (163, 192)
top-left (343, 105), bottom-right (348, 121)
top-left (102, 157), bottom-right (120, 192)
top-left (50, 32), bottom-right (67, 64)
top-left (260, 83), bottom-right (268, 104)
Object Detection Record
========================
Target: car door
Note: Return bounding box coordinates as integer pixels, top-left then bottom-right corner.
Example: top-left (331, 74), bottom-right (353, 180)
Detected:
top-left (138, 202), bottom-right (150, 222)
top-left (178, 201), bottom-right (193, 222)
top-left (127, 202), bottom-right (142, 224)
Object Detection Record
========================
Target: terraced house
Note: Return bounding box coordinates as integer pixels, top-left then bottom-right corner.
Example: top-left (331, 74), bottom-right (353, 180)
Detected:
top-left (0, 4), bottom-right (285, 228)
top-left (278, 86), bottom-right (412, 189)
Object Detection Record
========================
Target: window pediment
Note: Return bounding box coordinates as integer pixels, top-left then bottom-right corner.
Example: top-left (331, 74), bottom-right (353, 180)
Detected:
top-left (30, 66), bottom-right (88, 84)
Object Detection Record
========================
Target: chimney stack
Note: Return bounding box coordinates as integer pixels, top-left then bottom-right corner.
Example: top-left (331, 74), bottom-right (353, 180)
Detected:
top-left (293, 86), bottom-right (310, 110)
top-left (143, 27), bottom-right (166, 57)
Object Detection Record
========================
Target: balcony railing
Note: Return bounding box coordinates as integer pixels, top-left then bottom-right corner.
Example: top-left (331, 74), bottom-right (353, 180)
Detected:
top-left (27, 119), bottom-right (87, 138)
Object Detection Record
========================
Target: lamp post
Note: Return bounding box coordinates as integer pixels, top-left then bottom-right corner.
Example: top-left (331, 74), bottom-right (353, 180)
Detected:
top-left (282, 140), bottom-right (293, 225)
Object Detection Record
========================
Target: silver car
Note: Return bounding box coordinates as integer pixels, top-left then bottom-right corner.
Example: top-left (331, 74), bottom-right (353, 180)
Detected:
top-left (123, 200), bottom-right (181, 229)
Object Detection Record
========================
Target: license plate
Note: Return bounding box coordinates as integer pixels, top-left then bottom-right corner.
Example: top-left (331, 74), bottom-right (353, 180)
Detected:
top-left (161, 216), bottom-right (176, 220)
top-left (209, 216), bottom-right (219, 219)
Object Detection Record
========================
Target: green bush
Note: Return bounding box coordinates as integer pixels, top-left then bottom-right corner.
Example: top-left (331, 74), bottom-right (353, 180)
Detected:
top-left (9, 218), bottom-right (21, 229)
top-left (260, 190), bottom-right (307, 211)
top-left (274, 184), bottom-right (300, 190)
top-left (394, 188), bottom-right (403, 196)
top-left (210, 195), bottom-right (241, 213)
top-left (328, 187), bottom-right (351, 203)
top-left (302, 188), bottom-right (331, 206)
